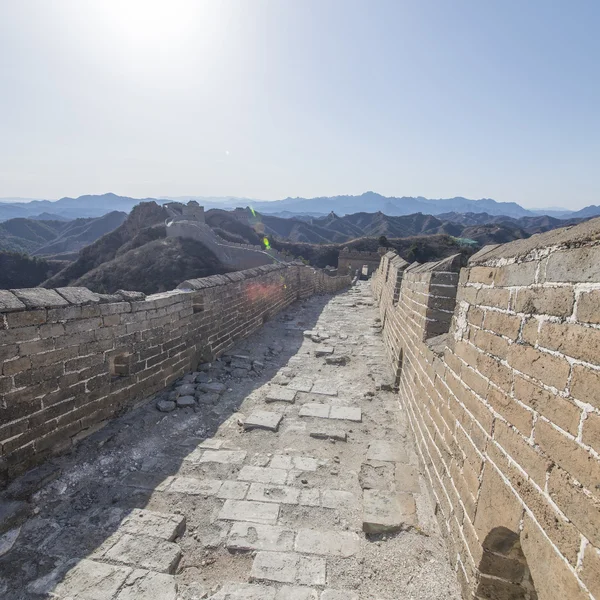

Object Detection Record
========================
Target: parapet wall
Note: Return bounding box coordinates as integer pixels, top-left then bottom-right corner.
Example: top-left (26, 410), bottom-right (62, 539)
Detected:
top-left (372, 218), bottom-right (600, 600)
top-left (0, 264), bottom-right (350, 485)
top-left (337, 248), bottom-right (383, 276)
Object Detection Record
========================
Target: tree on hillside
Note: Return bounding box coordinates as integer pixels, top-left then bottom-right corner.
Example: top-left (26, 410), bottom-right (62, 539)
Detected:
top-left (378, 235), bottom-right (389, 248)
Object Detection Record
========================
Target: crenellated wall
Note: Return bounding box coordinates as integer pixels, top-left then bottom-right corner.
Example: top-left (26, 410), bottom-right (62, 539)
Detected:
top-left (372, 218), bottom-right (600, 600)
top-left (0, 264), bottom-right (350, 485)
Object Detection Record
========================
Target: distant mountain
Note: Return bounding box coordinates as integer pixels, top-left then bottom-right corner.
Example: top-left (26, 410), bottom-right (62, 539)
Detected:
top-left (0, 212), bottom-right (127, 255)
top-left (0, 193), bottom-right (149, 221)
top-left (568, 205), bottom-right (600, 219)
top-left (229, 209), bottom-right (571, 246)
top-left (2, 191), bottom-right (598, 221)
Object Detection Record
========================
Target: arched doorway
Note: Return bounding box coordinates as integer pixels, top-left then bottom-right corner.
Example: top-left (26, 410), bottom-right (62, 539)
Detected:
top-left (475, 527), bottom-right (538, 600)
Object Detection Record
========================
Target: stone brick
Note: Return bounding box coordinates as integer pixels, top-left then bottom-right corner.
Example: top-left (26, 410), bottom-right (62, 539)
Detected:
top-left (576, 289), bottom-right (600, 323)
top-left (238, 466), bottom-right (288, 485)
top-left (482, 311), bottom-right (521, 340)
top-left (0, 290), bottom-right (26, 312)
top-left (362, 489), bottom-right (416, 534)
top-left (513, 286), bottom-right (575, 317)
top-left (570, 365), bottom-right (600, 410)
top-left (227, 522), bottom-right (295, 552)
top-left (11, 288), bottom-right (69, 308)
top-left (538, 321), bottom-right (600, 364)
top-left (2, 356), bottom-right (31, 376)
top-left (493, 261), bottom-right (537, 287)
top-left (473, 329), bottom-right (510, 359)
top-left (513, 375), bottom-right (581, 436)
top-left (582, 412), bottom-right (600, 454)
top-left (486, 388), bottom-right (533, 436)
top-left (544, 246), bottom-right (600, 283)
top-left (535, 419), bottom-right (600, 495)
top-left (507, 345), bottom-right (570, 390)
top-left (51, 559), bottom-right (131, 600)
top-left (219, 500), bottom-right (280, 525)
top-left (250, 552), bottom-right (326, 586)
top-left (548, 468), bottom-right (600, 548)
top-left (5, 309), bottom-right (47, 328)
top-left (294, 529), bottom-right (360, 557)
top-left (93, 533), bottom-right (182, 574)
top-left (580, 543), bottom-right (600, 599)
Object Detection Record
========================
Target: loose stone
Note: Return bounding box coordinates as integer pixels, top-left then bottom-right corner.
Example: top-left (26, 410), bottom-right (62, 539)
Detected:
top-left (244, 411), bottom-right (284, 432)
top-left (157, 399), bottom-right (176, 412)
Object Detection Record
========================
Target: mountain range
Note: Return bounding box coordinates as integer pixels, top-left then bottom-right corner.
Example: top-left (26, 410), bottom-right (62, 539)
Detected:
top-left (1, 192), bottom-right (598, 221)
top-left (0, 212), bottom-right (127, 255)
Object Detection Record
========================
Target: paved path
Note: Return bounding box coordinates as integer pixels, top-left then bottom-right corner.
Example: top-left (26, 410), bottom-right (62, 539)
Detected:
top-left (0, 282), bottom-right (461, 600)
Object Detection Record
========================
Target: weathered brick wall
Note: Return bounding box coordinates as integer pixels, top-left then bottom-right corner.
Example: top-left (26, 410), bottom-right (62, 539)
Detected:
top-left (0, 263), bottom-right (350, 485)
top-left (372, 218), bottom-right (600, 600)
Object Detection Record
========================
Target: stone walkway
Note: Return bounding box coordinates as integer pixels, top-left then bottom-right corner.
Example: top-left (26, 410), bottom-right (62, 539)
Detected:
top-left (0, 282), bottom-right (461, 600)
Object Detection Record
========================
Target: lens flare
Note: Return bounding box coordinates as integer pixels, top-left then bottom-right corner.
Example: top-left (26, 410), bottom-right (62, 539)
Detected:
top-left (263, 237), bottom-right (271, 250)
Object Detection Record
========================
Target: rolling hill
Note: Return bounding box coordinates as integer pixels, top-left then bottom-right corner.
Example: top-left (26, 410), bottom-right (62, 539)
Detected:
top-left (0, 212), bottom-right (127, 254)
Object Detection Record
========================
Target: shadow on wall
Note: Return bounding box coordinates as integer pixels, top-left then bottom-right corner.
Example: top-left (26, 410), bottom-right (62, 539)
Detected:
top-left (476, 528), bottom-right (537, 600)
top-left (0, 295), bottom-right (335, 599)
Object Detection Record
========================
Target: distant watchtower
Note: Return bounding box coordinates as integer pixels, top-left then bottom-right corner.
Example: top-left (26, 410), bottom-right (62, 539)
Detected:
top-left (182, 201), bottom-right (205, 223)
top-left (232, 207), bottom-right (251, 225)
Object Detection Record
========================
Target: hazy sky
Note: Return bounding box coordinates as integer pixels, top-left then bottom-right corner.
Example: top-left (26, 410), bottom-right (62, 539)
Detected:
top-left (1, 1), bottom-right (598, 208)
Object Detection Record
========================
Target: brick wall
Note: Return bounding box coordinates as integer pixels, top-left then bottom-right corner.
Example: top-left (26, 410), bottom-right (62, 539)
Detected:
top-left (0, 263), bottom-right (350, 485)
top-left (372, 218), bottom-right (600, 600)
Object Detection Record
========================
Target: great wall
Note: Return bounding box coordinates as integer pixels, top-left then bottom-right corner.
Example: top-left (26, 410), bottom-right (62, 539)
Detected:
top-left (0, 216), bottom-right (599, 599)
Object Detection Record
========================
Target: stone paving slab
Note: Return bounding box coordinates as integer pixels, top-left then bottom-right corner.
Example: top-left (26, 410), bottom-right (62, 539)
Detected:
top-left (270, 454), bottom-right (319, 471)
top-left (295, 529), bottom-right (361, 557)
top-left (217, 480), bottom-right (250, 500)
top-left (310, 383), bottom-right (338, 396)
top-left (366, 440), bottom-right (408, 463)
top-left (227, 522), bottom-right (295, 552)
top-left (51, 559), bottom-right (132, 599)
top-left (287, 378), bottom-right (314, 393)
top-left (265, 387), bottom-right (298, 404)
top-left (250, 551), bottom-right (326, 586)
top-left (120, 509), bottom-right (185, 541)
top-left (167, 477), bottom-right (222, 497)
top-left (247, 483), bottom-right (301, 505)
top-left (238, 466), bottom-right (289, 485)
top-left (116, 569), bottom-right (178, 600)
top-left (218, 500), bottom-right (280, 525)
top-left (299, 403), bottom-right (331, 418)
top-left (299, 404), bottom-right (361, 422)
top-left (92, 533), bottom-right (182, 573)
top-left (362, 489), bottom-right (417, 534)
top-left (321, 489), bottom-right (357, 510)
top-left (395, 464), bottom-right (420, 493)
top-left (329, 406), bottom-right (362, 422)
top-left (314, 346), bottom-right (334, 357)
top-left (198, 450), bottom-right (248, 464)
top-left (277, 587), bottom-right (319, 600)
top-left (244, 410), bottom-right (284, 431)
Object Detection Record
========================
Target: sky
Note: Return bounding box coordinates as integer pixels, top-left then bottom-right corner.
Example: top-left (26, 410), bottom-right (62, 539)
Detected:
top-left (0, 1), bottom-right (598, 209)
